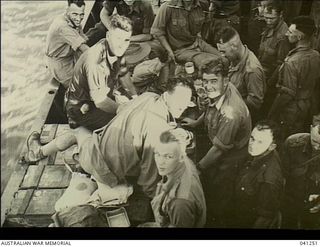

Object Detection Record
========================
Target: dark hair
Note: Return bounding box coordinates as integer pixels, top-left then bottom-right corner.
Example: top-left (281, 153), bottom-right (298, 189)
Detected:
top-left (255, 120), bottom-right (281, 146)
top-left (264, 1), bottom-right (283, 14)
top-left (109, 14), bottom-right (132, 32)
top-left (159, 130), bottom-right (180, 144)
top-left (165, 76), bottom-right (194, 93)
top-left (291, 16), bottom-right (316, 38)
top-left (68, 0), bottom-right (85, 7)
top-left (202, 57), bottom-right (230, 77)
top-left (216, 26), bottom-right (239, 44)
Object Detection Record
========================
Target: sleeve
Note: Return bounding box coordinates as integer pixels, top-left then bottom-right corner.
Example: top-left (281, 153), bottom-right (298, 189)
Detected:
top-left (85, 55), bottom-right (111, 104)
top-left (59, 25), bottom-right (86, 51)
top-left (278, 60), bottom-right (299, 97)
top-left (276, 38), bottom-right (290, 66)
top-left (212, 113), bottom-right (241, 151)
top-left (245, 69), bottom-right (265, 110)
top-left (254, 182), bottom-right (280, 228)
top-left (141, 2), bottom-right (155, 34)
top-left (150, 2), bottom-right (169, 38)
top-left (168, 198), bottom-right (196, 228)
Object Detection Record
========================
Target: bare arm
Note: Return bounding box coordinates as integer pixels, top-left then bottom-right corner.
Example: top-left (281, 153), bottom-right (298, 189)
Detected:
top-left (130, 34), bottom-right (153, 42)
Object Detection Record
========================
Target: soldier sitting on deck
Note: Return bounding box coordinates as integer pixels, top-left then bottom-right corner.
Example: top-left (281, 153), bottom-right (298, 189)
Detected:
top-left (65, 14), bottom-right (137, 131)
top-left (45, 0), bottom-right (89, 89)
top-left (25, 76), bottom-right (194, 199)
top-left (150, 0), bottom-right (221, 72)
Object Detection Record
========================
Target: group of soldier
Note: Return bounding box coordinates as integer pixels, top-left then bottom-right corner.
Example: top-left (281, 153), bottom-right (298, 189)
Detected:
top-left (26, 0), bottom-right (320, 228)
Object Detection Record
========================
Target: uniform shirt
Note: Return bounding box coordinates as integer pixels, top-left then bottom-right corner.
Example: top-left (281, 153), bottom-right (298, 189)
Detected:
top-left (281, 133), bottom-right (320, 228)
top-left (46, 14), bottom-right (87, 59)
top-left (258, 20), bottom-right (290, 79)
top-left (93, 93), bottom-right (176, 197)
top-left (150, 0), bottom-right (209, 51)
top-left (234, 150), bottom-right (284, 228)
top-left (151, 157), bottom-right (206, 227)
top-left (229, 46), bottom-right (266, 111)
top-left (67, 39), bottom-right (122, 117)
top-left (103, 0), bottom-right (155, 35)
top-left (204, 82), bottom-right (251, 153)
top-left (276, 46), bottom-right (320, 101)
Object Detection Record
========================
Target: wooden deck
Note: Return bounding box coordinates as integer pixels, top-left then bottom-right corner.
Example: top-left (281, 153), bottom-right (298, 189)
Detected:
top-left (3, 124), bottom-right (78, 227)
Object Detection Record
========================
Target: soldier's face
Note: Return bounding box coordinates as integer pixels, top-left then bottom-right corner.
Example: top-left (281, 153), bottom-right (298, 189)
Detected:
top-left (248, 128), bottom-right (273, 156)
top-left (264, 9), bottom-right (280, 28)
top-left (202, 72), bottom-right (224, 99)
top-left (66, 3), bottom-right (85, 27)
top-left (107, 28), bottom-right (132, 57)
top-left (154, 142), bottom-right (183, 176)
top-left (124, 0), bottom-right (135, 6)
top-left (166, 85), bottom-right (192, 118)
top-left (310, 125), bottom-right (320, 151)
top-left (286, 24), bottom-right (303, 44)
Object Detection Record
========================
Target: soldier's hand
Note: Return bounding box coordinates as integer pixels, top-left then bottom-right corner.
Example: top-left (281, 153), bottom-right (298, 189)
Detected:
top-left (167, 50), bottom-right (176, 64)
top-left (115, 94), bottom-right (130, 105)
top-left (181, 117), bottom-right (198, 128)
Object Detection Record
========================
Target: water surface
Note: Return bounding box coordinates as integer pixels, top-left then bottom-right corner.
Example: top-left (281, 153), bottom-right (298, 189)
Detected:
top-left (1, 1), bottom-right (66, 194)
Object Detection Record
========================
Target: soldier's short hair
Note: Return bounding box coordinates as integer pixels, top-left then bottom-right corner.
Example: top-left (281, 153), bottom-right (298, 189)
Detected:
top-left (216, 26), bottom-right (239, 44)
top-left (166, 76), bottom-right (194, 93)
top-left (109, 14), bottom-right (132, 32)
top-left (291, 16), bottom-right (316, 39)
top-left (264, 1), bottom-right (283, 14)
top-left (255, 120), bottom-right (281, 146)
top-left (68, 0), bottom-right (85, 7)
top-left (202, 57), bottom-right (230, 77)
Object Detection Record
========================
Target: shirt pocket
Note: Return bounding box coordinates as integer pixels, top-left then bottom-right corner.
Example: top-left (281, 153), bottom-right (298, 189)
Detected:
top-left (171, 17), bottom-right (187, 30)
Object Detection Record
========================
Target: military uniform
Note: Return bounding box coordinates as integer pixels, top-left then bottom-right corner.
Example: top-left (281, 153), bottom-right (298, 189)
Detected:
top-left (258, 20), bottom-right (290, 117)
top-left (234, 150), bottom-right (284, 229)
top-left (268, 46), bottom-right (320, 140)
top-left (281, 133), bottom-right (320, 229)
top-left (200, 82), bottom-right (252, 227)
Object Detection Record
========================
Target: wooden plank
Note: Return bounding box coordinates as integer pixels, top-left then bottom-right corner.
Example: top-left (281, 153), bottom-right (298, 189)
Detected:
top-left (38, 166), bottom-right (71, 189)
top-left (40, 124), bottom-right (58, 144)
top-left (25, 189), bottom-right (65, 216)
top-left (20, 165), bottom-right (44, 189)
top-left (6, 189), bottom-right (34, 216)
top-left (1, 79), bottom-right (60, 227)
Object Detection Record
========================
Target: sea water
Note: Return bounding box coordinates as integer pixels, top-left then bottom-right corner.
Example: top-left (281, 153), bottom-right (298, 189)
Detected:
top-left (1, 1), bottom-right (66, 195)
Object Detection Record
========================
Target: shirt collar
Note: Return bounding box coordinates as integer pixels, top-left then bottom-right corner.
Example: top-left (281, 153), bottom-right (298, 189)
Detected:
top-left (161, 161), bottom-right (186, 193)
top-left (168, 0), bottom-right (200, 10)
top-left (102, 39), bottom-right (118, 68)
top-left (209, 93), bottom-right (226, 110)
top-left (288, 45), bottom-right (311, 56)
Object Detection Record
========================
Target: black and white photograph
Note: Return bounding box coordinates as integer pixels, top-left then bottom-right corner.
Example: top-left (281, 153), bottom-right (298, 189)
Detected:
top-left (1, 0), bottom-right (320, 239)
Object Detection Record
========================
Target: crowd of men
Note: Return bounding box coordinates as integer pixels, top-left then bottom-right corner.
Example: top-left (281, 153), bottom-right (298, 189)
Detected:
top-left (26, 0), bottom-right (320, 228)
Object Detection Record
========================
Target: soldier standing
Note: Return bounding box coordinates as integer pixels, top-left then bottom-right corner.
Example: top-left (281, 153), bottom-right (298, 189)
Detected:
top-left (268, 16), bottom-right (320, 140)
top-left (281, 115), bottom-right (320, 229)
